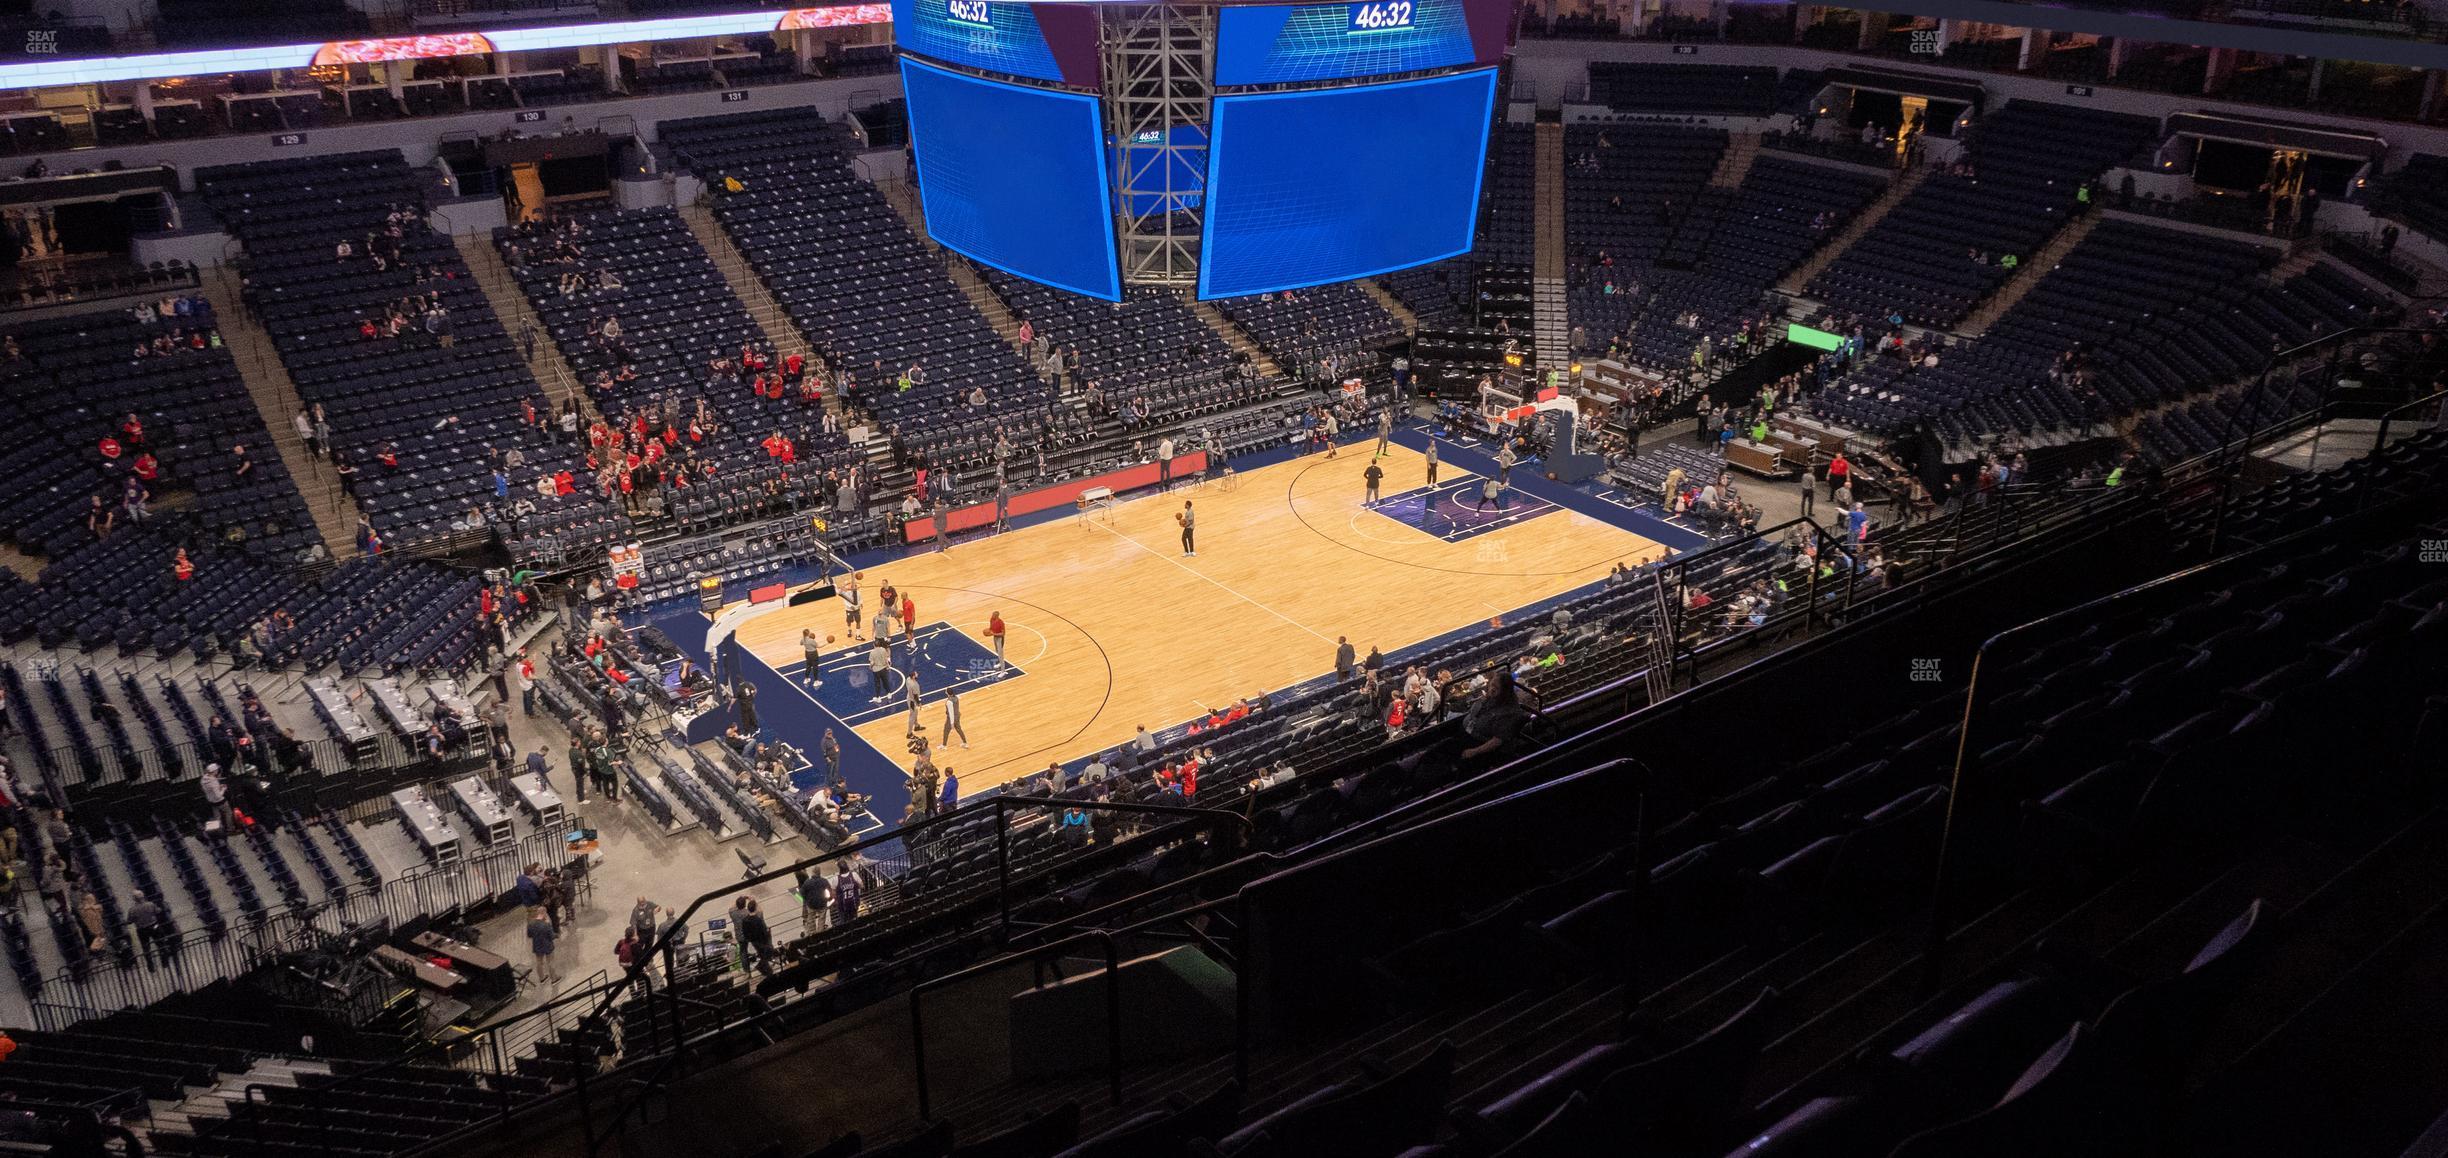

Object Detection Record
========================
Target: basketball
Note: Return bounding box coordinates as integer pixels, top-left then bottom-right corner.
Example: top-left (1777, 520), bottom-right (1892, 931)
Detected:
top-left (826, 634), bottom-right (837, 644)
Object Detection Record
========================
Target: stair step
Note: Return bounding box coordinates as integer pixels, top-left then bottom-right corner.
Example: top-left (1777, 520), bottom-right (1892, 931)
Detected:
top-left (200, 269), bottom-right (361, 561)
top-left (1780, 164), bottom-right (1926, 296)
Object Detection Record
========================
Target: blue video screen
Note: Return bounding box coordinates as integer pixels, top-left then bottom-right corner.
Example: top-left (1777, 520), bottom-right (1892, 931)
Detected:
top-left (890, 0), bottom-right (1063, 84)
top-left (1217, 0), bottom-right (1483, 87)
top-left (1199, 69), bottom-right (1496, 300)
top-left (902, 57), bottom-right (1121, 301)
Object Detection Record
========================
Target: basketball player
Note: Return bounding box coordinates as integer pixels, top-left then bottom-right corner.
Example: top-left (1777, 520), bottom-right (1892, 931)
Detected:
top-left (1364, 461), bottom-right (1384, 506)
top-left (866, 639), bottom-right (893, 703)
top-left (987, 610), bottom-right (1008, 669)
top-left (940, 686), bottom-right (968, 749)
top-left (1177, 500), bottom-right (1196, 556)
top-left (1476, 476), bottom-right (1505, 512)
top-left (800, 628), bottom-right (824, 689)
top-left (1425, 439), bottom-right (1439, 487)
top-left (841, 570), bottom-right (865, 640)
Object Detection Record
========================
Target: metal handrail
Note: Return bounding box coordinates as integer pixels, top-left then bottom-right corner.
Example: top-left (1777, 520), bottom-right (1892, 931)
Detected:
top-left (2205, 314), bottom-right (2448, 554)
top-left (2372, 387), bottom-right (2448, 460)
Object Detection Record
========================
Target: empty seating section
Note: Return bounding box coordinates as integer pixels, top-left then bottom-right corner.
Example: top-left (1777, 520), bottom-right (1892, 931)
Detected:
top-left (0, 1005), bottom-right (562, 1158)
top-left (1379, 261), bottom-right (1472, 328)
top-left (1482, 124), bottom-right (1536, 266)
top-left (656, 109), bottom-right (1046, 476)
top-left (1678, 157), bottom-right (1887, 291)
top-left (990, 273), bottom-right (1235, 398)
top-left (1810, 221), bottom-right (2386, 441)
top-left (1574, 157), bottom-right (1882, 373)
top-left (636, 59), bottom-right (720, 94)
top-left (508, 67), bottom-right (612, 107)
top-left (1564, 124), bottom-right (1725, 267)
top-left (494, 205), bottom-right (857, 518)
top-left (1214, 283), bottom-right (1403, 375)
top-left (1807, 101), bottom-right (2158, 326)
top-left (986, 272), bottom-right (1285, 451)
top-left (1589, 62), bottom-right (1781, 116)
top-left (197, 151), bottom-right (620, 558)
top-left (720, 52), bottom-right (803, 87)
top-left (1, 302), bottom-right (318, 562)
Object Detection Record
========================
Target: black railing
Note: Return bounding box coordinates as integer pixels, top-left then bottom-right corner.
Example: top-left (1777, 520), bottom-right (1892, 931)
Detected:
top-left (2202, 315), bottom-right (2448, 554)
top-left (39, 825), bottom-right (575, 1023)
top-left (2372, 388), bottom-right (2448, 458)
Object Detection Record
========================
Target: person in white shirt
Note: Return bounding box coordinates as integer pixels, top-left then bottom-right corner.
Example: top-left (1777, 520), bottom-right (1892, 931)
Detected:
top-left (1156, 436), bottom-right (1176, 490)
top-left (201, 765), bottom-right (232, 831)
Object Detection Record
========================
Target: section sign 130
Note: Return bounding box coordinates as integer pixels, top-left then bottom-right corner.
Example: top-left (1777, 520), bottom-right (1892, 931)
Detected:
top-left (1347, 1), bottom-right (1415, 31)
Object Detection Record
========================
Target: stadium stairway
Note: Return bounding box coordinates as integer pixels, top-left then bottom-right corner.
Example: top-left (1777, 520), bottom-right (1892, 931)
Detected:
top-left (1956, 207), bottom-right (2108, 338)
top-left (1708, 131), bottom-right (1762, 191)
top-left (1534, 120), bottom-right (1568, 370)
top-left (2263, 241), bottom-right (2327, 287)
top-left (1184, 298), bottom-right (1285, 380)
top-left (1359, 280), bottom-right (1421, 338)
top-left (1776, 163), bottom-right (1925, 296)
top-left (199, 269), bottom-right (359, 562)
top-left (679, 201), bottom-right (827, 373)
top-left (459, 232), bottom-right (598, 416)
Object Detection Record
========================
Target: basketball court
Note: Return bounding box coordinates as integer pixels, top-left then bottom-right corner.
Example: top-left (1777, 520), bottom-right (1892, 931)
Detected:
top-left (730, 437), bottom-right (1677, 794)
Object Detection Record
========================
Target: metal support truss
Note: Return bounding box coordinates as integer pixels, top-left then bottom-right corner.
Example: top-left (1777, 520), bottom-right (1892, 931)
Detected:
top-left (1101, 4), bottom-right (1214, 290)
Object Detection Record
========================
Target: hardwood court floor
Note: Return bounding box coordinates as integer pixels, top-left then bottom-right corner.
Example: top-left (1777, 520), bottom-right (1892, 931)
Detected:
top-left (734, 442), bottom-right (1672, 793)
